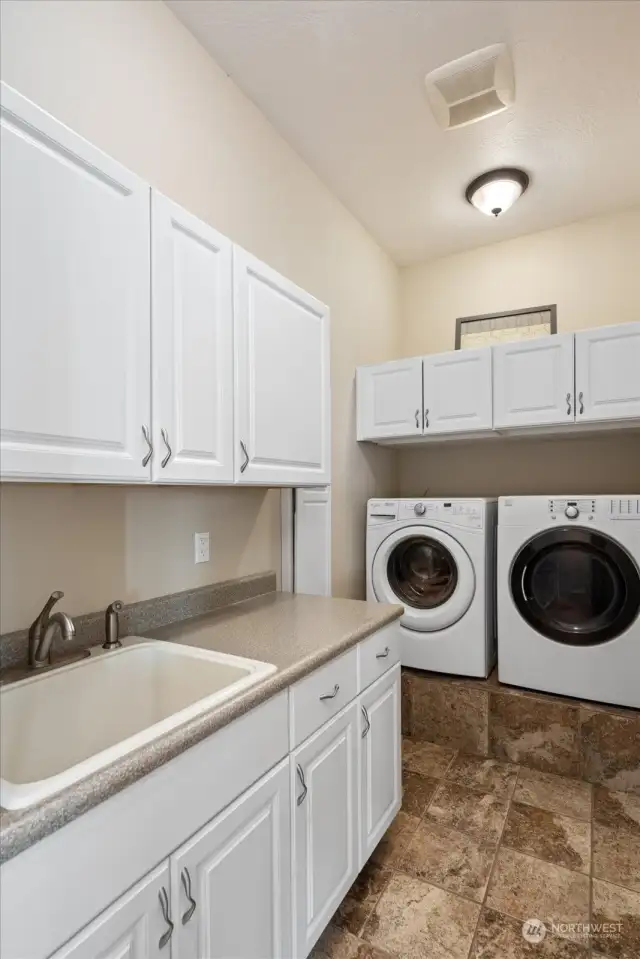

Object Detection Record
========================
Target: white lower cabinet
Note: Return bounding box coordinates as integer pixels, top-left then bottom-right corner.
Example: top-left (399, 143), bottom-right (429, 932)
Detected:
top-left (292, 701), bottom-right (360, 958)
top-left (359, 665), bottom-right (402, 863)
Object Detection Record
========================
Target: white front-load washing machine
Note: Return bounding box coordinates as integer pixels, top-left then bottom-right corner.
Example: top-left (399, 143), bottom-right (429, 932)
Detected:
top-left (366, 498), bottom-right (497, 677)
top-left (498, 495), bottom-right (640, 708)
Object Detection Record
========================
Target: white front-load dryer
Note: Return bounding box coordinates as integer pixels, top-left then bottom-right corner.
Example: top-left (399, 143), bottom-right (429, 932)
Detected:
top-left (498, 495), bottom-right (640, 708)
top-left (366, 498), bottom-right (497, 677)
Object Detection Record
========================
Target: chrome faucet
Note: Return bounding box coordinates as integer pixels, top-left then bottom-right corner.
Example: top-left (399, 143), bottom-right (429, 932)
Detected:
top-left (28, 591), bottom-right (76, 668)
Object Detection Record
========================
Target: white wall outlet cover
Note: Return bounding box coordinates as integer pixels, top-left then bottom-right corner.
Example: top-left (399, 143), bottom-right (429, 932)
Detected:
top-left (194, 532), bottom-right (210, 564)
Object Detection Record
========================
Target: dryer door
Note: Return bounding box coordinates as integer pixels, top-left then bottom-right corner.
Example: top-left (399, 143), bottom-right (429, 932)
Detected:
top-left (372, 526), bottom-right (476, 632)
top-left (510, 527), bottom-right (640, 646)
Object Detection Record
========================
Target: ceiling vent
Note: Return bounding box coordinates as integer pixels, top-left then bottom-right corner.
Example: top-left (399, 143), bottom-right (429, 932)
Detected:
top-left (425, 43), bottom-right (515, 130)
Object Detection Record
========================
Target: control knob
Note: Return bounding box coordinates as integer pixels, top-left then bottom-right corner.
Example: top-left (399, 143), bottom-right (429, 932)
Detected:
top-left (414, 503), bottom-right (426, 516)
top-left (565, 505), bottom-right (579, 520)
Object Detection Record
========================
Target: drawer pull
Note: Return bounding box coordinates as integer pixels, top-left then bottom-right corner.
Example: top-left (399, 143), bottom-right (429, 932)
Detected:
top-left (296, 763), bottom-right (308, 806)
top-left (180, 867), bottom-right (197, 925)
top-left (319, 683), bottom-right (340, 701)
top-left (375, 646), bottom-right (390, 659)
top-left (361, 704), bottom-right (371, 738)
top-left (158, 886), bottom-right (174, 949)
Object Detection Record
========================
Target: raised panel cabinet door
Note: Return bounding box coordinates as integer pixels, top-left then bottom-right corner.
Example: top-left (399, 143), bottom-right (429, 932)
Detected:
top-left (356, 358), bottom-right (423, 440)
top-left (359, 665), bottom-right (401, 864)
top-left (292, 702), bottom-right (359, 958)
top-left (170, 759), bottom-right (291, 959)
top-left (492, 333), bottom-right (575, 429)
top-left (233, 247), bottom-right (330, 486)
top-left (574, 322), bottom-right (640, 423)
top-left (151, 193), bottom-right (234, 483)
top-left (422, 348), bottom-right (492, 434)
top-left (51, 863), bottom-right (171, 959)
top-left (0, 83), bottom-right (151, 481)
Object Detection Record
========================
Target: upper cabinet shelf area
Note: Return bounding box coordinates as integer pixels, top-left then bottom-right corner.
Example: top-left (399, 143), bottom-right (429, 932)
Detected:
top-left (0, 83), bottom-right (331, 487)
top-left (357, 322), bottom-right (640, 446)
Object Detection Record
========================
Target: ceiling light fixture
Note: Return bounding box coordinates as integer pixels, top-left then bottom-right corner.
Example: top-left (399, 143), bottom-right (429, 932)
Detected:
top-left (465, 168), bottom-right (529, 217)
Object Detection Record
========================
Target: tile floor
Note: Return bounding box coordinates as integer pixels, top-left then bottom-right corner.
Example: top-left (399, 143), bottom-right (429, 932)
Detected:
top-left (312, 738), bottom-right (640, 959)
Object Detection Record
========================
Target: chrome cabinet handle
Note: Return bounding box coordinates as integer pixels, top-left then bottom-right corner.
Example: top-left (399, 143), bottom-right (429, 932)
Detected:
top-left (578, 391), bottom-right (584, 415)
top-left (296, 764), bottom-right (308, 806)
top-left (376, 646), bottom-right (390, 659)
top-left (180, 867), bottom-right (197, 925)
top-left (361, 704), bottom-right (371, 738)
top-left (424, 408), bottom-right (429, 429)
top-left (415, 408), bottom-right (420, 428)
top-left (240, 440), bottom-right (249, 473)
top-left (566, 392), bottom-right (572, 416)
top-left (319, 683), bottom-right (339, 701)
top-left (141, 425), bottom-right (153, 467)
top-left (160, 428), bottom-right (172, 468)
top-left (158, 886), bottom-right (174, 949)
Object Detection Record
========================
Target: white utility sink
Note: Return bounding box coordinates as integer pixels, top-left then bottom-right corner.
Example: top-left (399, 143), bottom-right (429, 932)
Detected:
top-left (0, 640), bottom-right (276, 810)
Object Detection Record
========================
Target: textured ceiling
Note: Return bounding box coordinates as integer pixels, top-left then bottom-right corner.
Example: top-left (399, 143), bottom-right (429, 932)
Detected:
top-left (166, 0), bottom-right (640, 264)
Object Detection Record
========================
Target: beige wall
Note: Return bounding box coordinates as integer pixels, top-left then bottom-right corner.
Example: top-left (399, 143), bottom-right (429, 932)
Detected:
top-left (0, 0), bottom-right (399, 632)
top-left (398, 208), bottom-right (640, 498)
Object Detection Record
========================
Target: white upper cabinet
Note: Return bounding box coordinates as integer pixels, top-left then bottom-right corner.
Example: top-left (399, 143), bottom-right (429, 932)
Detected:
top-left (575, 322), bottom-right (640, 424)
top-left (151, 193), bottom-right (234, 483)
top-left (493, 332), bottom-right (575, 430)
top-left (0, 83), bottom-right (151, 482)
top-left (422, 348), bottom-right (492, 434)
top-left (233, 248), bottom-right (331, 486)
top-left (356, 358), bottom-right (423, 440)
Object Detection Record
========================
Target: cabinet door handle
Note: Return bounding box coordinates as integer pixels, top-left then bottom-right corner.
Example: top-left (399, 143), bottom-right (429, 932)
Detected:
top-left (319, 683), bottom-right (339, 701)
top-left (160, 428), bottom-right (172, 468)
top-left (566, 392), bottom-right (572, 416)
top-left (240, 440), bottom-right (249, 473)
top-left (578, 391), bottom-right (584, 415)
top-left (376, 646), bottom-right (390, 659)
top-left (180, 867), bottom-right (197, 925)
top-left (296, 763), bottom-right (308, 806)
top-left (415, 408), bottom-right (420, 428)
top-left (158, 886), bottom-right (174, 949)
top-left (141, 425), bottom-right (153, 467)
top-left (424, 408), bottom-right (429, 429)
top-left (361, 704), bottom-right (371, 738)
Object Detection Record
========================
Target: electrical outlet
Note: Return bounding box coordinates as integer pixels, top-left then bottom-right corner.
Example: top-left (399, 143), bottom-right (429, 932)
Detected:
top-left (194, 532), bottom-right (210, 564)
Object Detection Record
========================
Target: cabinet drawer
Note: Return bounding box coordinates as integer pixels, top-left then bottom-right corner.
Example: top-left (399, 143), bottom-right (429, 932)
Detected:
top-left (358, 623), bottom-right (400, 692)
top-left (290, 648), bottom-right (358, 747)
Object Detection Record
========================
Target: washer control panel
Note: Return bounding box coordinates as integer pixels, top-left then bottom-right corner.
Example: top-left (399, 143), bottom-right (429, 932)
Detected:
top-left (399, 500), bottom-right (483, 528)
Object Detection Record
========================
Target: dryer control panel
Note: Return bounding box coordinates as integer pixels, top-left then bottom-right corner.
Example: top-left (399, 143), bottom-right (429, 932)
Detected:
top-left (548, 498), bottom-right (640, 520)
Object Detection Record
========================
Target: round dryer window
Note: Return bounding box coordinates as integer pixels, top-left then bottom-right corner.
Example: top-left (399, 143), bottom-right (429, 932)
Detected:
top-left (510, 527), bottom-right (640, 646)
top-left (372, 526), bottom-right (476, 632)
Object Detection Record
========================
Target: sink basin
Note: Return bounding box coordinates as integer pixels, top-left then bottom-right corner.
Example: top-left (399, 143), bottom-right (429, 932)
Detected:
top-left (0, 640), bottom-right (276, 809)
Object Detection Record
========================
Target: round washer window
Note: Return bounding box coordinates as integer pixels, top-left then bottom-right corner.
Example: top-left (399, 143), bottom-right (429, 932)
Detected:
top-left (511, 527), bottom-right (640, 646)
top-left (387, 535), bottom-right (458, 610)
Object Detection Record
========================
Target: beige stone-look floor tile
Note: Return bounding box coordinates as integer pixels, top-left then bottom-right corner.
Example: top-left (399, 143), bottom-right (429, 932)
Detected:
top-left (445, 754), bottom-right (519, 798)
top-left (426, 781), bottom-right (509, 843)
top-left (469, 908), bottom-right (589, 958)
top-left (594, 785), bottom-right (640, 831)
top-left (593, 822), bottom-right (640, 892)
top-left (398, 819), bottom-right (497, 902)
top-left (513, 767), bottom-right (592, 821)
top-left (311, 924), bottom-right (394, 959)
top-left (592, 878), bottom-right (640, 959)
top-left (486, 848), bottom-right (590, 943)
top-left (362, 871), bottom-right (480, 959)
top-left (402, 770), bottom-right (439, 817)
top-left (410, 673), bottom-right (489, 755)
top-left (489, 692), bottom-right (581, 778)
top-left (580, 708), bottom-right (640, 794)
top-left (502, 801), bottom-right (591, 874)
top-left (369, 810), bottom-right (420, 869)
top-left (332, 861), bottom-right (392, 937)
top-left (402, 737), bottom-right (456, 779)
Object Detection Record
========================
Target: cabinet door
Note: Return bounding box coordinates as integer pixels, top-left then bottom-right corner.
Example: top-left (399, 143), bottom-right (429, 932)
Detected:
top-left (493, 333), bottom-right (575, 429)
top-left (575, 322), bottom-right (640, 423)
top-left (151, 193), bottom-right (234, 483)
top-left (234, 248), bottom-right (330, 486)
top-left (52, 863), bottom-right (170, 959)
top-left (292, 703), bottom-right (359, 958)
top-left (423, 348), bottom-right (492, 434)
top-left (0, 83), bottom-right (151, 481)
top-left (171, 759), bottom-right (291, 959)
top-left (356, 358), bottom-right (423, 440)
top-left (359, 665), bottom-right (401, 863)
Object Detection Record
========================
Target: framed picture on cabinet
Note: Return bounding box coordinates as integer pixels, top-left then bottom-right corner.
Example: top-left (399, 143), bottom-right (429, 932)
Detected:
top-left (455, 304), bottom-right (557, 350)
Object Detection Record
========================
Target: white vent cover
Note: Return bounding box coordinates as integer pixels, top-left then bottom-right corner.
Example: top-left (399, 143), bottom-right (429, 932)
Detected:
top-left (425, 43), bottom-right (515, 130)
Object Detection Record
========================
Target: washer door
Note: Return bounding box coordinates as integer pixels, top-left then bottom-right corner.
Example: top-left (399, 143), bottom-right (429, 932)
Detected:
top-left (372, 526), bottom-right (476, 632)
top-left (510, 527), bottom-right (640, 646)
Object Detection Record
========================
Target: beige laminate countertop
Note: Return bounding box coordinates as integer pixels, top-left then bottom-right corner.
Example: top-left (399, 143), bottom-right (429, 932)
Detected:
top-left (0, 591), bottom-right (402, 864)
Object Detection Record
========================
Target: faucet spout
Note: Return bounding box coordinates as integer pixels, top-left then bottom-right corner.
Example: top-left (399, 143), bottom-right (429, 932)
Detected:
top-left (33, 611), bottom-right (76, 667)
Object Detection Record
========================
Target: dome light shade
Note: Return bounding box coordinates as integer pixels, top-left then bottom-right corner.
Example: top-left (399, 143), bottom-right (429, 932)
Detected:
top-left (465, 168), bottom-right (529, 217)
